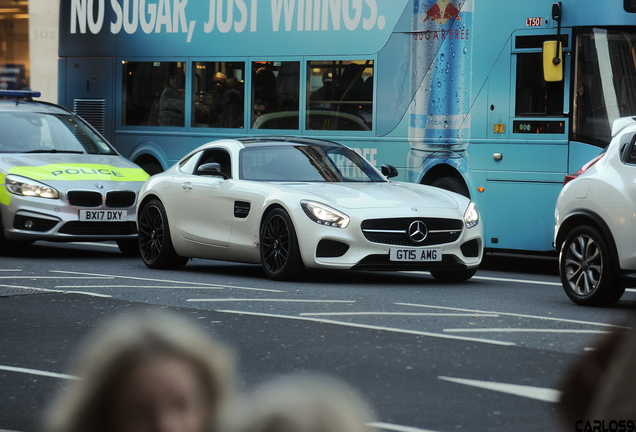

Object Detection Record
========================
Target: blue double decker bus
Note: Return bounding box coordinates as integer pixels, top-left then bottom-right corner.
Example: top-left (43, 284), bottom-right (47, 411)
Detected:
top-left (58, 0), bottom-right (636, 252)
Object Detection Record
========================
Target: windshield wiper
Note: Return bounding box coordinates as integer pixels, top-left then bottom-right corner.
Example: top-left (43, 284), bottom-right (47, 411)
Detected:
top-left (24, 149), bottom-right (85, 154)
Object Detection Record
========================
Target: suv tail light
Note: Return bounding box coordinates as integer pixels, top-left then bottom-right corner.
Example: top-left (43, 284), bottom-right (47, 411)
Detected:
top-left (563, 153), bottom-right (604, 185)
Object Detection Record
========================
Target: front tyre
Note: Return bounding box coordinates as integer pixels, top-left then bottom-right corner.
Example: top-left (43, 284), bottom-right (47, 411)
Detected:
top-left (138, 199), bottom-right (188, 270)
top-left (559, 226), bottom-right (624, 306)
top-left (260, 208), bottom-right (304, 281)
top-left (430, 268), bottom-right (477, 282)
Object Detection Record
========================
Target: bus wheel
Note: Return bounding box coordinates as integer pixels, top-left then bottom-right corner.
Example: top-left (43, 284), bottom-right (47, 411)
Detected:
top-left (431, 176), bottom-right (469, 198)
top-left (559, 225), bottom-right (624, 306)
top-left (138, 199), bottom-right (188, 270)
top-left (140, 161), bottom-right (163, 176)
top-left (430, 268), bottom-right (477, 282)
top-left (260, 208), bottom-right (304, 281)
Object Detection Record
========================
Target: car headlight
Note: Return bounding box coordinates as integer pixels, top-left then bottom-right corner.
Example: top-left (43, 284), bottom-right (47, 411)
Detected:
top-left (463, 201), bottom-right (479, 229)
top-left (301, 200), bottom-right (350, 228)
top-left (6, 175), bottom-right (59, 199)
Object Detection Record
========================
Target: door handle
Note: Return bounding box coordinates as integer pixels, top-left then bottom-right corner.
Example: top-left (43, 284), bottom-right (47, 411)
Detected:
top-left (181, 182), bottom-right (193, 191)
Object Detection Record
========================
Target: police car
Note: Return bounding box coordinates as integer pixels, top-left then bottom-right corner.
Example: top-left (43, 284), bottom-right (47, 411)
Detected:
top-left (0, 90), bottom-right (149, 254)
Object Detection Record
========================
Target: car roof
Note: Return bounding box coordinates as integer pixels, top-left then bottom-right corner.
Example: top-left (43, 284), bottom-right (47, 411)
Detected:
top-left (236, 136), bottom-right (347, 148)
top-left (0, 91), bottom-right (72, 115)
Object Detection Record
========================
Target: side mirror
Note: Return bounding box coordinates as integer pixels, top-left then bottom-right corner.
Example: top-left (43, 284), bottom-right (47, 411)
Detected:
top-left (197, 162), bottom-right (228, 179)
top-left (381, 164), bottom-right (398, 179)
top-left (543, 40), bottom-right (563, 82)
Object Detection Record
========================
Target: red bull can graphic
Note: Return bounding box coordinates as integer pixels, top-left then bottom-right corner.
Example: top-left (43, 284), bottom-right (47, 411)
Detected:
top-left (408, 0), bottom-right (472, 149)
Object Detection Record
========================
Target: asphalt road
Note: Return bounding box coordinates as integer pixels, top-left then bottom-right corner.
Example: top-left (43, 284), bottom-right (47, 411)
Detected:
top-left (1, 242), bottom-right (635, 432)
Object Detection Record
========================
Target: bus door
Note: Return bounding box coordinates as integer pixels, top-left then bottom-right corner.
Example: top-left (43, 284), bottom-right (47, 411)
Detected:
top-left (60, 57), bottom-right (115, 144)
top-left (478, 32), bottom-right (570, 252)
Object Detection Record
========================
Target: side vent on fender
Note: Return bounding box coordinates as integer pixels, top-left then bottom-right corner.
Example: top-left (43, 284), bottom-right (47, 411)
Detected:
top-left (234, 201), bottom-right (251, 218)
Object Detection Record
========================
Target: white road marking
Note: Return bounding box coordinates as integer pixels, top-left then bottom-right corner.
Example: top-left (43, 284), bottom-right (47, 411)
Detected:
top-left (0, 284), bottom-right (110, 298)
top-left (404, 271), bottom-right (562, 286)
top-left (50, 270), bottom-right (282, 293)
top-left (216, 310), bottom-right (516, 346)
top-left (65, 291), bottom-right (112, 298)
top-left (189, 299), bottom-right (355, 303)
top-left (68, 241), bottom-right (118, 248)
top-left (0, 365), bottom-right (78, 381)
top-left (0, 276), bottom-right (113, 279)
top-left (473, 275), bottom-right (561, 286)
top-left (300, 312), bottom-right (499, 317)
top-left (369, 422), bottom-right (440, 432)
top-left (396, 303), bottom-right (629, 328)
top-left (444, 328), bottom-right (609, 334)
top-left (438, 376), bottom-right (561, 403)
top-left (55, 285), bottom-right (223, 290)
top-left (0, 269), bottom-right (22, 272)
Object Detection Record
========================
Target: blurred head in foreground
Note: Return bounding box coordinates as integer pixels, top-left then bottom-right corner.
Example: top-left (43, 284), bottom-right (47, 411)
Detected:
top-left (45, 310), bottom-right (236, 432)
top-left (224, 373), bottom-right (377, 432)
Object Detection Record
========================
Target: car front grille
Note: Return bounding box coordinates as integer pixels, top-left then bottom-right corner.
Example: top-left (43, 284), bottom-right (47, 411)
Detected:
top-left (67, 190), bottom-right (102, 207)
top-left (58, 221), bottom-right (137, 236)
top-left (106, 191), bottom-right (136, 207)
top-left (361, 217), bottom-right (463, 246)
top-left (67, 190), bottom-right (136, 208)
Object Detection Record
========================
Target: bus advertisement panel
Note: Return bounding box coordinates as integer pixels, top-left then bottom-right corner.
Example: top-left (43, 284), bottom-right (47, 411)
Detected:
top-left (58, 0), bottom-right (636, 252)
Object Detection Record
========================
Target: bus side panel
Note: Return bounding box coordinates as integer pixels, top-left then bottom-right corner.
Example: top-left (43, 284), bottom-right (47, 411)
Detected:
top-left (61, 57), bottom-right (116, 144)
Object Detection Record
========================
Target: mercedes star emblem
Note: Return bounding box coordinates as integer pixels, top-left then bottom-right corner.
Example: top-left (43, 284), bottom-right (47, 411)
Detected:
top-left (407, 220), bottom-right (428, 243)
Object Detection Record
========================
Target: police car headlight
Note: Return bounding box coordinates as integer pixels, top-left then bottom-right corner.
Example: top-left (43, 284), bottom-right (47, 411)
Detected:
top-left (464, 201), bottom-right (479, 229)
top-left (301, 200), bottom-right (350, 228)
top-left (6, 175), bottom-right (59, 199)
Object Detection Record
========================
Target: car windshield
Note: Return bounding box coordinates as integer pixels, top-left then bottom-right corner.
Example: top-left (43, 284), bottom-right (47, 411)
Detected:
top-left (0, 112), bottom-right (117, 155)
top-left (240, 145), bottom-right (385, 182)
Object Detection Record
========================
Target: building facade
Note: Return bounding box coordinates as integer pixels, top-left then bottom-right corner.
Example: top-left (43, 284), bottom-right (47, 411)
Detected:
top-left (0, 0), bottom-right (59, 102)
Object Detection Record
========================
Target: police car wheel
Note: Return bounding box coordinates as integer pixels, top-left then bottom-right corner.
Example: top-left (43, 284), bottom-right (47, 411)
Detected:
top-left (138, 199), bottom-right (188, 269)
top-left (117, 239), bottom-right (140, 256)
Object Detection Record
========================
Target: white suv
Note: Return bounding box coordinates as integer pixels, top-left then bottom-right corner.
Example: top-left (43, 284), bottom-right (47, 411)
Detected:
top-left (555, 117), bottom-right (636, 306)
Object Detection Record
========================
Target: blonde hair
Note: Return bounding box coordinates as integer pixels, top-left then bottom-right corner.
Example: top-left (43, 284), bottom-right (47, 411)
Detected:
top-left (45, 310), bottom-right (236, 432)
top-left (224, 373), bottom-right (377, 432)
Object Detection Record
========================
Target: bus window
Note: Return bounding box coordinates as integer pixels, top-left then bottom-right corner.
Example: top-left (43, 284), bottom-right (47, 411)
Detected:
top-left (307, 60), bottom-right (373, 131)
top-left (573, 28), bottom-right (636, 147)
top-left (251, 61), bottom-right (300, 129)
top-left (515, 53), bottom-right (564, 117)
top-left (122, 61), bottom-right (185, 127)
top-left (193, 62), bottom-right (245, 129)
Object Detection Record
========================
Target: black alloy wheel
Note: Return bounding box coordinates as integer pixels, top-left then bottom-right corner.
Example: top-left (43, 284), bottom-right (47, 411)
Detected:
top-left (138, 199), bottom-right (188, 270)
top-left (260, 208), bottom-right (303, 280)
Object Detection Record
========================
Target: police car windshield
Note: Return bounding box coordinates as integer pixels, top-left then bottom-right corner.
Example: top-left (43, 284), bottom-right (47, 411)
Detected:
top-left (0, 112), bottom-right (117, 155)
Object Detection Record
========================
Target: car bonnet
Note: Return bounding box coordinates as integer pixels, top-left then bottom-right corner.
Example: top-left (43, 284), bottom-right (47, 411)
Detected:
top-left (281, 181), bottom-right (461, 210)
top-left (0, 153), bottom-right (149, 185)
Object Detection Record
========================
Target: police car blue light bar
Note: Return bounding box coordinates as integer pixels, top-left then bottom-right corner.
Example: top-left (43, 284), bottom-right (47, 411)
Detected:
top-left (0, 90), bottom-right (41, 98)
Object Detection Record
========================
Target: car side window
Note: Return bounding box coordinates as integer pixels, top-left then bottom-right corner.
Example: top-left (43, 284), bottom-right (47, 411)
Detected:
top-left (620, 133), bottom-right (636, 165)
top-left (179, 152), bottom-right (200, 174)
top-left (196, 149), bottom-right (232, 178)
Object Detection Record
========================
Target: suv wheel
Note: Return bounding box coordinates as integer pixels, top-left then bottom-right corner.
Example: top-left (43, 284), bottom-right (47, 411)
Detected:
top-left (559, 225), bottom-right (625, 306)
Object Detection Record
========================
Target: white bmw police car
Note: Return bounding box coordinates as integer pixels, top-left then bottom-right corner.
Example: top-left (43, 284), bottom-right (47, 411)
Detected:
top-left (0, 90), bottom-right (149, 254)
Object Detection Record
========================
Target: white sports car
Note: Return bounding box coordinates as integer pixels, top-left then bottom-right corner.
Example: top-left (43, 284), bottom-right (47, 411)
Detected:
top-left (137, 137), bottom-right (483, 281)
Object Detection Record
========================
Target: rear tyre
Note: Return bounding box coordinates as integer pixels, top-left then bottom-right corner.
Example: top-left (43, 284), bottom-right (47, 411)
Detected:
top-left (430, 268), bottom-right (477, 282)
top-left (138, 199), bottom-right (188, 269)
top-left (431, 176), bottom-right (470, 198)
top-left (559, 225), bottom-right (624, 306)
top-left (260, 208), bottom-right (304, 281)
top-left (117, 239), bottom-right (140, 256)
